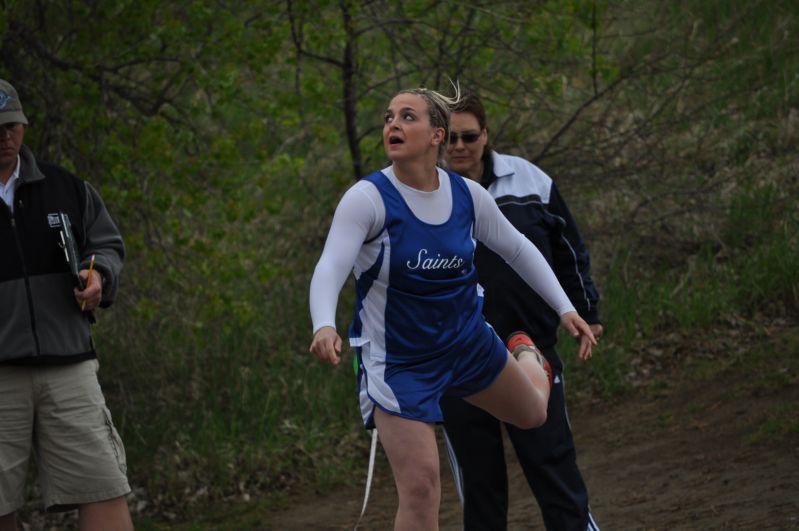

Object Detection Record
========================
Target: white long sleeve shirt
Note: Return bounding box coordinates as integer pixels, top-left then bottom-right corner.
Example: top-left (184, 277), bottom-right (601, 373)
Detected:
top-left (310, 165), bottom-right (575, 334)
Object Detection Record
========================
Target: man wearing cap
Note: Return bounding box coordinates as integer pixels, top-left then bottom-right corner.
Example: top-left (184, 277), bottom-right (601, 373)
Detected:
top-left (0, 80), bottom-right (133, 531)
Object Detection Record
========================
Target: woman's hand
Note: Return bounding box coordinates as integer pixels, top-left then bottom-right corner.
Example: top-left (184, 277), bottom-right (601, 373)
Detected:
top-left (560, 311), bottom-right (598, 360)
top-left (310, 326), bottom-right (343, 366)
top-left (577, 323), bottom-right (604, 360)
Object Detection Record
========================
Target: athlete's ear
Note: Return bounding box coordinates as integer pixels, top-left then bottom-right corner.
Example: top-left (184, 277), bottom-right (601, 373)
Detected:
top-left (431, 127), bottom-right (445, 146)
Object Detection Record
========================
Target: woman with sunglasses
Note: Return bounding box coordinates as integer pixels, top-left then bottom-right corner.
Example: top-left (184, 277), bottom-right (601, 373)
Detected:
top-left (441, 91), bottom-right (603, 531)
top-left (309, 86), bottom-right (596, 530)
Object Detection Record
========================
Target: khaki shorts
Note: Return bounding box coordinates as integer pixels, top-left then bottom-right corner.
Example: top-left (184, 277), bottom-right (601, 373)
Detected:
top-left (0, 359), bottom-right (130, 513)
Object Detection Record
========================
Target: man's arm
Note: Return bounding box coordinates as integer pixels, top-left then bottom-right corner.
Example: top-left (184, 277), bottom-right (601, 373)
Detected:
top-left (79, 182), bottom-right (125, 307)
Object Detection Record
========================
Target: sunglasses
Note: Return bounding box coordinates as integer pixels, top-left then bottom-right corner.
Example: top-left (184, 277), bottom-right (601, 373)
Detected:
top-left (449, 131), bottom-right (482, 144)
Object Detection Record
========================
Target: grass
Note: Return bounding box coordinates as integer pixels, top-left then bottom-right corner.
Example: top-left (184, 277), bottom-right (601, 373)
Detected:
top-left (87, 250), bottom-right (369, 522)
top-left (747, 404), bottom-right (799, 445)
top-left (561, 179), bottom-right (798, 402)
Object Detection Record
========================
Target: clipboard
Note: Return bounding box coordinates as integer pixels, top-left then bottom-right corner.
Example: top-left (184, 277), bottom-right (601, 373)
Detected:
top-left (58, 212), bottom-right (85, 289)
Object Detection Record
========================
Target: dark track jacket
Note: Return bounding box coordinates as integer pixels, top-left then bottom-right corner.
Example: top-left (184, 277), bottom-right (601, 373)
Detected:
top-left (475, 151), bottom-right (600, 368)
top-left (0, 145), bottom-right (125, 364)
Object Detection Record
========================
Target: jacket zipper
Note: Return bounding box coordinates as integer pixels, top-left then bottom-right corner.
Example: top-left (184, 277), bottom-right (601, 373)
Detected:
top-left (8, 208), bottom-right (42, 356)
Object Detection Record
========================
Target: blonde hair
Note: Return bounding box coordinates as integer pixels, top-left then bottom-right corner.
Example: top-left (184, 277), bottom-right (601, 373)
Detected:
top-left (397, 81), bottom-right (461, 163)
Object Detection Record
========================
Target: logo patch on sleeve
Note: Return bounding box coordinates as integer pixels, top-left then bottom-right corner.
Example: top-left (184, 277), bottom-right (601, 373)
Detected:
top-left (47, 213), bottom-right (62, 227)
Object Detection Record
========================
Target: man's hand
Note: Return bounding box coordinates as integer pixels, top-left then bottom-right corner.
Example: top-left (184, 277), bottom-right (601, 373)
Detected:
top-left (310, 326), bottom-right (343, 366)
top-left (74, 269), bottom-right (102, 311)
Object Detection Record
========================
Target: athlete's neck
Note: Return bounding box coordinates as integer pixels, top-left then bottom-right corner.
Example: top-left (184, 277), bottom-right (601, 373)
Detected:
top-left (392, 160), bottom-right (440, 192)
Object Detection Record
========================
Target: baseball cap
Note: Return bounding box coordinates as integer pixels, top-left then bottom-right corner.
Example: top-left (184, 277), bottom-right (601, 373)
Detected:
top-left (0, 79), bottom-right (28, 126)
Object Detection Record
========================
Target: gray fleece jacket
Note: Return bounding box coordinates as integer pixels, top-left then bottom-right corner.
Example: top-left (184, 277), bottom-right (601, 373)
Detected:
top-left (0, 145), bottom-right (125, 364)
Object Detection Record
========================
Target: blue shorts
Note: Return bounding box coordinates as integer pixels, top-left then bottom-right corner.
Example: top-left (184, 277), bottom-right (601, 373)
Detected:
top-left (356, 322), bottom-right (509, 429)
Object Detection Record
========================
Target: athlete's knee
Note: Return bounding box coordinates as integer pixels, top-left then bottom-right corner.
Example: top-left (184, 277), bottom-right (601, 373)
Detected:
top-left (398, 464), bottom-right (440, 506)
top-left (512, 405), bottom-right (547, 430)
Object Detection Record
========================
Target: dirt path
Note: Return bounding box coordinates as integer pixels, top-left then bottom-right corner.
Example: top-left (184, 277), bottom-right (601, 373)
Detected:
top-left (267, 327), bottom-right (799, 530)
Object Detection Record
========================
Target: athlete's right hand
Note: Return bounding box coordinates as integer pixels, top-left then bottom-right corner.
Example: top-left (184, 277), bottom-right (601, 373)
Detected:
top-left (310, 326), bottom-right (342, 366)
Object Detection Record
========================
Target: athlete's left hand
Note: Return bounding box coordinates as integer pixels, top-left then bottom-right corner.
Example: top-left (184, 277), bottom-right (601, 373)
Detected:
top-left (560, 311), bottom-right (597, 360)
top-left (74, 269), bottom-right (102, 311)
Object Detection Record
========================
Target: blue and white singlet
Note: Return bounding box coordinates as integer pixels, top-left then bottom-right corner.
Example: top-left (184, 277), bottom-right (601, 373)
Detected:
top-left (350, 170), bottom-right (508, 427)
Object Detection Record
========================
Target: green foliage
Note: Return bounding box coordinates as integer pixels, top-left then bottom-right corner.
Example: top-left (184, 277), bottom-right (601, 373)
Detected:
top-left (564, 178), bottom-right (799, 398)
